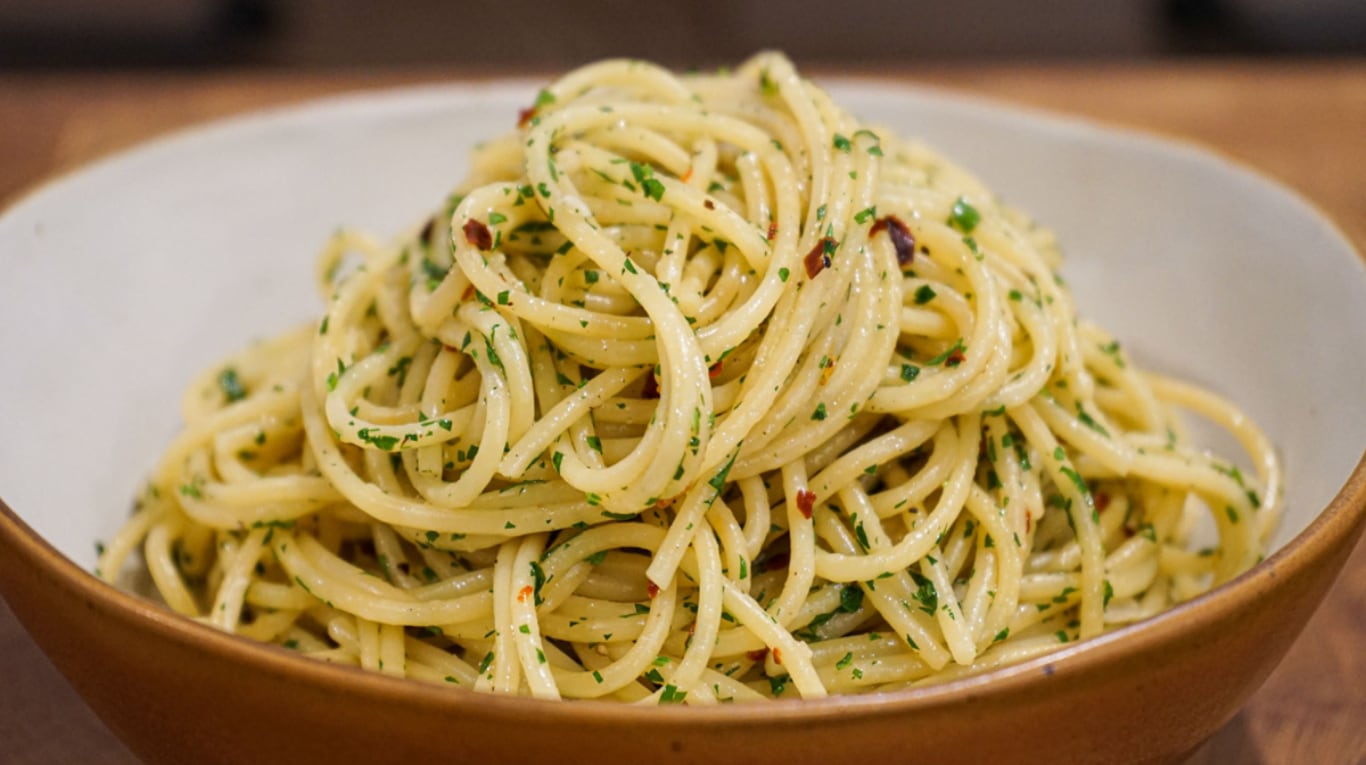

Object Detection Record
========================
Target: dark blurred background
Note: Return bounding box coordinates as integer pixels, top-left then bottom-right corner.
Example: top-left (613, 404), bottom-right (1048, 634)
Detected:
top-left (1, 0), bottom-right (1364, 70)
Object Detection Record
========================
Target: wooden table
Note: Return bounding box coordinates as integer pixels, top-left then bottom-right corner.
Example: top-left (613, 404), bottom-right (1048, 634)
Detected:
top-left (2, 63), bottom-right (1363, 764)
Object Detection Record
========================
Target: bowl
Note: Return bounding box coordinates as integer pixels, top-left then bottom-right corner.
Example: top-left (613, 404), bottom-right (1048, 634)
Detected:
top-left (1, 79), bottom-right (1363, 765)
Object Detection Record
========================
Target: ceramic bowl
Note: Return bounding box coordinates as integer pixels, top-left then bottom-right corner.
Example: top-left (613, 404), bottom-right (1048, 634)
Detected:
top-left (1, 80), bottom-right (1363, 765)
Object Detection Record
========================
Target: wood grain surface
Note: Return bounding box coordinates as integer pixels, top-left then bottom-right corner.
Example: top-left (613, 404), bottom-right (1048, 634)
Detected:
top-left (1, 62), bottom-right (1363, 764)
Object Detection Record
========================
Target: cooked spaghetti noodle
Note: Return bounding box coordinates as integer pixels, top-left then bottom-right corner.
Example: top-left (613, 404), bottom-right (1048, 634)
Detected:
top-left (101, 53), bottom-right (1281, 702)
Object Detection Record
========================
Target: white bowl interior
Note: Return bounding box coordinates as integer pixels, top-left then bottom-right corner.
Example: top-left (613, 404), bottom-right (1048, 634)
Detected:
top-left (1, 80), bottom-right (1363, 572)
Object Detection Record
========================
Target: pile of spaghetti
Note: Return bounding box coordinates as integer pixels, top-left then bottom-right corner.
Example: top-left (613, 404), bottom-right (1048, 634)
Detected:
top-left (101, 53), bottom-right (1281, 703)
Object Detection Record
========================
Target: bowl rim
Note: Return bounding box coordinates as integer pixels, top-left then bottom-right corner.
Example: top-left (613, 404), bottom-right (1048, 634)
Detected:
top-left (1, 76), bottom-right (1365, 727)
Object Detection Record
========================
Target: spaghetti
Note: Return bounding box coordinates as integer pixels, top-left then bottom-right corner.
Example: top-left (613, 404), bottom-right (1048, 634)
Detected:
top-left (101, 53), bottom-right (1281, 702)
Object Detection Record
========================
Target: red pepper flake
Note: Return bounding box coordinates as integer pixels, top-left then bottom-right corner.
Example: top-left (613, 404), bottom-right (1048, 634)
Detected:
top-left (463, 219), bottom-right (493, 250)
top-left (747, 648), bottom-right (769, 662)
top-left (772, 647), bottom-right (784, 666)
top-left (443, 344), bottom-right (459, 354)
top-left (681, 168), bottom-right (693, 184)
top-left (945, 348), bottom-right (966, 367)
top-left (767, 220), bottom-right (778, 241)
top-left (647, 582), bottom-right (660, 599)
top-left (1095, 492), bottom-right (1111, 514)
top-left (708, 361), bottom-right (724, 380)
top-left (640, 370), bottom-right (660, 399)
top-left (517, 106), bottom-right (537, 128)
top-left (870, 215), bottom-right (916, 266)
top-left (460, 284), bottom-right (476, 302)
top-left (517, 585), bottom-right (534, 603)
top-left (703, 199), bottom-right (715, 210)
top-left (803, 238), bottom-right (834, 279)
top-left (795, 489), bottom-right (816, 519)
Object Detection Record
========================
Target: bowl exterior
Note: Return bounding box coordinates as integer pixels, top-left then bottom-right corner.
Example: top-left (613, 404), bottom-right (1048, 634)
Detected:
top-left (2, 478), bottom-right (1363, 765)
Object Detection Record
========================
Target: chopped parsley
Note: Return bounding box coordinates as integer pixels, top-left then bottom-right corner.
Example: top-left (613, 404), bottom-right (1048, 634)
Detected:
top-left (948, 196), bottom-right (981, 233)
top-left (217, 368), bottom-right (247, 402)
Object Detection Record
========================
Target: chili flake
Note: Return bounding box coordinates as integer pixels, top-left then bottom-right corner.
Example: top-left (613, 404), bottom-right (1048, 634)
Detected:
top-left (804, 237), bottom-right (834, 279)
top-left (463, 219), bottom-right (493, 250)
top-left (871, 215), bottom-right (916, 266)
